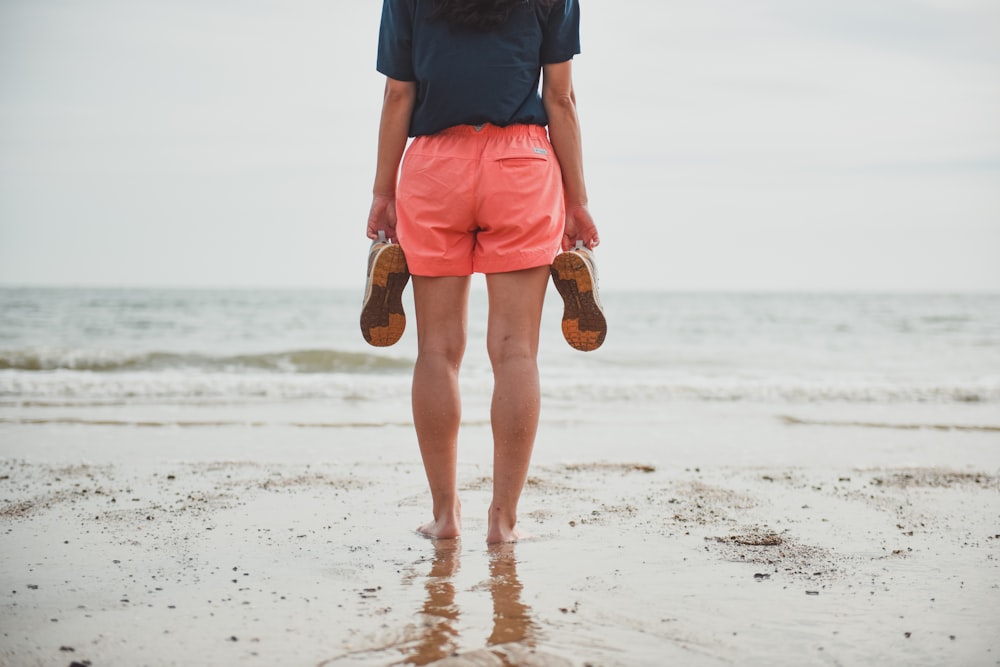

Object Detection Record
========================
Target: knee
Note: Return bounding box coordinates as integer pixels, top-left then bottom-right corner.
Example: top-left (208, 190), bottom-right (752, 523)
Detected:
top-left (487, 333), bottom-right (537, 370)
top-left (418, 335), bottom-right (466, 370)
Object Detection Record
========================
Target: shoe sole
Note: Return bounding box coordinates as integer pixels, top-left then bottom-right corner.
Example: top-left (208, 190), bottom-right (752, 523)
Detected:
top-left (550, 251), bottom-right (607, 352)
top-left (360, 244), bottom-right (410, 346)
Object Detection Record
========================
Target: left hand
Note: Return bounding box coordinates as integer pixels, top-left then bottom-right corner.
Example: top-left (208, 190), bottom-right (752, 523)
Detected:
top-left (366, 194), bottom-right (398, 241)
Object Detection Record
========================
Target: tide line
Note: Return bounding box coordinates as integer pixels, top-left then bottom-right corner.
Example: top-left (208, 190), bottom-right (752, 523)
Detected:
top-left (779, 415), bottom-right (1000, 433)
top-left (0, 416), bottom-right (488, 429)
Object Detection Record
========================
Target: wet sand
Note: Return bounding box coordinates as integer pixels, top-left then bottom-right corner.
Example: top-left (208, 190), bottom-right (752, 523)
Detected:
top-left (1, 401), bottom-right (999, 666)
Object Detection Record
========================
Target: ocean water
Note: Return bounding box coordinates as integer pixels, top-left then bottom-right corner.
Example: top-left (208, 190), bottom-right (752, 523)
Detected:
top-left (1, 288), bottom-right (999, 426)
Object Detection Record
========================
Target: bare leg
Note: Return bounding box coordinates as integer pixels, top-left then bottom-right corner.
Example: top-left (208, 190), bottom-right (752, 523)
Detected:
top-left (412, 275), bottom-right (470, 539)
top-left (484, 266), bottom-right (550, 544)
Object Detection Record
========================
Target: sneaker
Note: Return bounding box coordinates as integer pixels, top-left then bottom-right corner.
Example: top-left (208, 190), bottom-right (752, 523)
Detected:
top-left (550, 241), bottom-right (607, 351)
top-left (360, 231), bottom-right (410, 347)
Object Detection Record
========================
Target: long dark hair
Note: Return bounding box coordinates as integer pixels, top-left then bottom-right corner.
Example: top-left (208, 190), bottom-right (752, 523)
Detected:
top-left (431, 0), bottom-right (555, 29)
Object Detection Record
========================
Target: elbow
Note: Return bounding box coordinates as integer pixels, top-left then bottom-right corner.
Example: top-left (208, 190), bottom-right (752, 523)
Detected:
top-left (543, 90), bottom-right (577, 118)
top-left (545, 90), bottom-right (576, 107)
top-left (542, 88), bottom-right (576, 111)
top-left (383, 80), bottom-right (416, 106)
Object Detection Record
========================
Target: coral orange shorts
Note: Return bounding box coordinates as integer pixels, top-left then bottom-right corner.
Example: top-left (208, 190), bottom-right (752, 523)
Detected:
top-left (395, 124), bottom-right (565, 276)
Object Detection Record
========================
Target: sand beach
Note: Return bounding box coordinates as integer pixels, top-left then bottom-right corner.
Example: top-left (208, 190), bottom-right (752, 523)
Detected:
top-left (2, 396), bottom-right (998, 666)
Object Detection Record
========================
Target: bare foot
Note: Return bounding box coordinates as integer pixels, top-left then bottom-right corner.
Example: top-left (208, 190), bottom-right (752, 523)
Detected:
top-left (417, 519), bottom-right (461, 540)
top-left (486, 526), bottom-right (526, 544)
top-left (486, 507), bottom-right (533, 544)
top-left (417, 504), bottom-right (462, 540)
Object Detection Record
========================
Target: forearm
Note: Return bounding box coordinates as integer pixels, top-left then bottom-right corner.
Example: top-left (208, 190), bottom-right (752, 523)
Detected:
top-left (373, 79), bottom-right (416, 197)
top-left (544, 91), bottom-right (588, 208)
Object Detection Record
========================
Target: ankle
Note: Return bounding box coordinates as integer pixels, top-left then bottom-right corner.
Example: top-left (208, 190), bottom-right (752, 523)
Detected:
top-left (486, 505), bottom-right (517, 539)
top-left (433, 497), bottom-right (462, 521)
top-left (419, 500), bottom-right (462, 540)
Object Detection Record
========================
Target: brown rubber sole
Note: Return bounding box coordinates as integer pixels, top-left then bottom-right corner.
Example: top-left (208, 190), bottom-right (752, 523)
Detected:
top-left (550, 251), bottom-right (607, 352)
top-left (360, 244), bottom-right (410, 347)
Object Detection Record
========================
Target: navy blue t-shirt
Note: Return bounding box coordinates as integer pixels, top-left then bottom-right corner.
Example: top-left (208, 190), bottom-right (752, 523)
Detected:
top-left (377, 0), bottom-right (581, 137)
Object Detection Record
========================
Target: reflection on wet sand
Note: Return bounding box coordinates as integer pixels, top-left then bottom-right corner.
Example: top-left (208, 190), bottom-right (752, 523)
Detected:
top-left (486, 544), bottom-right (537, 649)
top-left (397, 542), bottom-right (538, 666)
top-left (399, 539), bottom-right (462, 665)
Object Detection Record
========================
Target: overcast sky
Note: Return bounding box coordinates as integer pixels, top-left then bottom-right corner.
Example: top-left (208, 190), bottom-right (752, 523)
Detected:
top-left (1, 0), bottom-right (998, 291)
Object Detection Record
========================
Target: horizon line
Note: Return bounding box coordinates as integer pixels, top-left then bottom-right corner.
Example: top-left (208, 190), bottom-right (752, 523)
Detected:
top-left (1, 282), bottom-right (998, 296)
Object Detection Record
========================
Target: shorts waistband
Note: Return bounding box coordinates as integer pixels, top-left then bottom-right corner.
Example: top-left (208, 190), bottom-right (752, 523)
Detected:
top-left (435, 123), bottom-right (549, 139)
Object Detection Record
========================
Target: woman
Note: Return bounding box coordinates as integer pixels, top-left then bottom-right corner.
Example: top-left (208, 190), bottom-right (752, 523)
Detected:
top-left (365, 0), bottom-right (599, 544)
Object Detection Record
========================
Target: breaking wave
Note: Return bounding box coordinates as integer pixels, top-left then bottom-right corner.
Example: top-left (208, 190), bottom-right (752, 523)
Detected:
top-left (1, 371), bottom-right (997, 404)
top-left (0, 348), bottom-right (413, 374)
